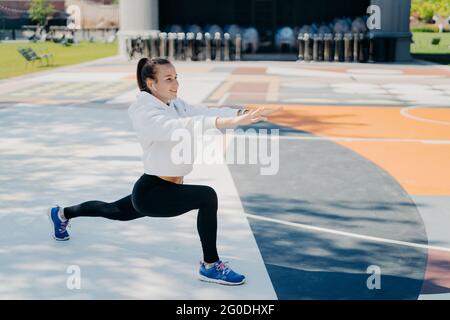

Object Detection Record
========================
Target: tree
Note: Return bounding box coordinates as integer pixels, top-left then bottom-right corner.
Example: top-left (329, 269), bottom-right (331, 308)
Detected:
top-left (434, 0), bottom-right (450, 17)
top-left (411, 0), bottom-right (450, 21)
top-left (28, 0), bottom-right (55, 27)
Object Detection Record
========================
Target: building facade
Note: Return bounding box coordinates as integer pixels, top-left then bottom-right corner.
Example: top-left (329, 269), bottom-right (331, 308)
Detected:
top-left (118, 0), bottom-right (412, 62)
top-left (0, 0), bottom-right (118, 31)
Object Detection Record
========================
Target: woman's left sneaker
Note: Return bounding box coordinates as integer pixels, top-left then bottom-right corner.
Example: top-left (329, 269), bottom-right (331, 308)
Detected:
top-left (198, 260), bottom-right (246, 285)
top-left (48, 205), bottom-right (70, 241)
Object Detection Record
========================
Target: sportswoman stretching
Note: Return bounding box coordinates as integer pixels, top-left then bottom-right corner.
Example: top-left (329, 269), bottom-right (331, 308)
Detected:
top-left (48, 57), bottom-right (279, 285)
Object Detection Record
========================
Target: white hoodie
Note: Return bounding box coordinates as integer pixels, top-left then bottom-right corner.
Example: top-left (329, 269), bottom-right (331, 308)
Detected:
top-left (128, 91), bottom-right (240, 176)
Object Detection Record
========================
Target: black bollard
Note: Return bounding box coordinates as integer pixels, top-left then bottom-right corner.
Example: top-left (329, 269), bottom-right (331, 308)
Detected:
top-left (143, 36), bottom-right (150, 58)
top-left (357, 33), bottom-right (364, 62)
top-left (313, 34), bottom-right (319, 61)
top-left (176, 32), bottom-right (185, 60)
top-left (235, 34), bottom-right (242, 61)
top-left (318, 33), bottom-right (324, 61)
top-left (159, 32), bottom-right (167, 58)
top-left (324, 33), bottom-right (333, 62)
top-left (214, 32), bottom-right (222, 61)
top-left (344, 33), bottom-right (353, 62)
top-left (223, 33), bottom-right (230, 61)
top-left (168, 32), bottom-right (176, 60)
top-left (204, 32), bottom-right (212, 62)
top-left (334, 33), bottom-right (343, 62)
top-left (195, 32), bottom-right (203, 61)
top-left (186, 32), bottom-right (194, 61)
top-left (304, 33), bottom-right (311, 62)
top-left (353, 32), bottom-right (359, 62)
top-left (297, 33), bottom-right (305, 61)
top-left (149, 33), bottom-right (158, 58)
top-left (368, 32), bottom-right (375, 63)
top-left (126, 37), bottom-right (132, 60)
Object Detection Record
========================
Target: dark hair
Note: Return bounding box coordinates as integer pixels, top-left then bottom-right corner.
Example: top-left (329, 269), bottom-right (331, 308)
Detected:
top-left (136, 57), bottom-right (171, 93)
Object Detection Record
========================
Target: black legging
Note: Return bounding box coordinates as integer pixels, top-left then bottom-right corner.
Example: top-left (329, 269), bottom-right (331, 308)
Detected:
top-left (64, 174), bottom-right (219, 263)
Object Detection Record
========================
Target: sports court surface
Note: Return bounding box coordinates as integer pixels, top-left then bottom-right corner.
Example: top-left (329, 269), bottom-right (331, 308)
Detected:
top-left (0, 56), bottom-right (449, 299)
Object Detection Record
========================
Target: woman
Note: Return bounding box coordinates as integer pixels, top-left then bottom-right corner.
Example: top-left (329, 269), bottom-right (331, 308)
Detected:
top-left (48, 57), bottom-right (279, 286)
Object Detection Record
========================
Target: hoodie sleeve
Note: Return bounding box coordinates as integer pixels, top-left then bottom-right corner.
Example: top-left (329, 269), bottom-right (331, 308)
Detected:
top-left (128, 104), bottom-right (217, 142)
top-left (182, 100), bottom-right (240, 118)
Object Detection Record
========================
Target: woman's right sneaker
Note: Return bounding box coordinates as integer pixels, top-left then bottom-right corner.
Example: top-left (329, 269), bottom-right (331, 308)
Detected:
top-left (198, 260), bottom-right (246, 285)
top-left (48, 206), bottom-right (70, 241)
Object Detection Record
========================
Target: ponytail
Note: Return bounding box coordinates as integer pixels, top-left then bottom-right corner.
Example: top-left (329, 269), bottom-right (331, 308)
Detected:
top-left (136, 57), bottom-right (150, 92)
top-left (136, 57), bottom-right (171, 94)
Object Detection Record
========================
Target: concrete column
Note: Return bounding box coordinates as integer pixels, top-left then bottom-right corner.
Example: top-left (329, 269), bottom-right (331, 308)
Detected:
top-left (370, 0), bottom-right (412, 61)
top-left (118, 0), bottom-right (159, 57)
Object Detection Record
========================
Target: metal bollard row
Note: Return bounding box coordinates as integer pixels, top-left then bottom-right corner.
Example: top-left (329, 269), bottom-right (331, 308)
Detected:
top-left (124, 31), bottom-right (243, 62)
top-left (297, 32), bottom-right (369, 63)
top-left (125, 31), bottom-right (371, 63)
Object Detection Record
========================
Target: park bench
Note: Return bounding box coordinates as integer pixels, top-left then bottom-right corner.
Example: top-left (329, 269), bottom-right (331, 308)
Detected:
top-left (431, 38), bottom-right (441, 46)
top-left (17, 47), bottom-right (54, 67)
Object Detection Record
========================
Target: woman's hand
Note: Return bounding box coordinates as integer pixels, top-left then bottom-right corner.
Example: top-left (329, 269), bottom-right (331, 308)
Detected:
top-left (233, 107), bottom-right (269, 126)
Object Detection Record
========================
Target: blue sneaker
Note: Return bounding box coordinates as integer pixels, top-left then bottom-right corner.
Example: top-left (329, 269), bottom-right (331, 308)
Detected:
top-left (198, 260), bottom-right (246, 285)
top-left (48, 206), bottom-right (70, 241)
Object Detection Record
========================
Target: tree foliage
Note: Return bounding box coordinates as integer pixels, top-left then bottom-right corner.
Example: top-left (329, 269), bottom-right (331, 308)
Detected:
top-left (411, 0), bottom-right (450, 21)
top-left (28, 0), bottom-right (55, 26)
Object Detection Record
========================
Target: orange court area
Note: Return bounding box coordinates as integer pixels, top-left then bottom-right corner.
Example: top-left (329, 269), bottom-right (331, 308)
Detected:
top-left (250, 104), bottom-right (450, 196)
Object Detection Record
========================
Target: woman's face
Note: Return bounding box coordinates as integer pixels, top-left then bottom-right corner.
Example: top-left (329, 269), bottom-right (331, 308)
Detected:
top-left (146, 63), bottom-right (179, 104)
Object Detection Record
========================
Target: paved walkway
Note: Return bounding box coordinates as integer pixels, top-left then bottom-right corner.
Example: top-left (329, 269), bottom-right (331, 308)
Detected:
top-left (0, 56), bottom-right (449, 299)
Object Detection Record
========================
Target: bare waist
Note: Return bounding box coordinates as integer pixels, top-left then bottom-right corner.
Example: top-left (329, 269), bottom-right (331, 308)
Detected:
top-left (158, 176), bottom-right (184, 184)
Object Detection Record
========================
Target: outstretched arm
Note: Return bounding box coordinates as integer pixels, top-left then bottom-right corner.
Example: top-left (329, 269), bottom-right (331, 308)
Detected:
top-left (184, 101), bottom-right (247, 118)
top-left (215, 106), bottom-right (283, 129)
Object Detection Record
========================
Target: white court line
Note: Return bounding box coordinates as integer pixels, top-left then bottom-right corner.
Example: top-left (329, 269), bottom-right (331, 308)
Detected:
top-left (218, 92), bottom-right (230, 106)
top-left (400, 106), bottom-right (450, 126)
top-left (245, 213), bottom-right (450, 253)
top-left (227, 133), bottom-right (450, 144)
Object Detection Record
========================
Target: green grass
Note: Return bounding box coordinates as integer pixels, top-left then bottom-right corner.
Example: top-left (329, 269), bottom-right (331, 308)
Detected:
top-left (0, 40), bottom-right (118, 79)
top-left (411, 32), bottom-right (450, 54)
top-left (411, 32), bottom-right (450, 65)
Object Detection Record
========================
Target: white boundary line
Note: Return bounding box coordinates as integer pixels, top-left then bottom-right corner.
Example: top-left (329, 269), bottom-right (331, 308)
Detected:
top-left (218, 92), bottom-right (230, 106)
top-left (400, 106), bottom-right (450, 126)
top-left (245, 213), bottom-right (450, 253)
top-left (227, 133), bottom-right (450, 144)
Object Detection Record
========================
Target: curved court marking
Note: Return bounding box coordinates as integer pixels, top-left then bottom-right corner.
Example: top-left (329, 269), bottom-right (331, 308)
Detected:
top-left (228, 133), bottom-right (450, 144)
top-left (245, 213), bottom-right (450, 253)
top-left (400, 106), bottom-right (450, 127)
top-left (347, 69), bottom-right (403, 75)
